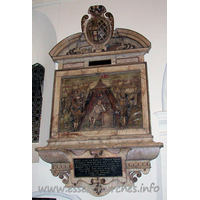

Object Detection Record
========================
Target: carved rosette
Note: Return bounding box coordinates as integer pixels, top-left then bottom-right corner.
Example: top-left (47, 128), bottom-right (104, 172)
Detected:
top-left (81, 5), bottom-right (114, 52)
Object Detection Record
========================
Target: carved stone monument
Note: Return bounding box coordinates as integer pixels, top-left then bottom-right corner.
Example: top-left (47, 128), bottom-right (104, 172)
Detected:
top-left (36, 5), bottom-right (163, 196)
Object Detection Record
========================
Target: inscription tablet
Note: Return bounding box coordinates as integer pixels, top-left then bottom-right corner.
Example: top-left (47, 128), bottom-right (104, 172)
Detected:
top-left (74, 157), bottom-right (122, 177)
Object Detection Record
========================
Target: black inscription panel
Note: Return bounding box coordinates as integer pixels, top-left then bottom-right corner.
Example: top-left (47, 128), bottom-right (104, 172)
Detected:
top-left (74, 157), bottom-right (122, 177)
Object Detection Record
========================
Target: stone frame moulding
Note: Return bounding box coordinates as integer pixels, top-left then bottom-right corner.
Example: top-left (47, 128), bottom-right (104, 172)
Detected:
top-left (36, 5), bottom-right (163, 197)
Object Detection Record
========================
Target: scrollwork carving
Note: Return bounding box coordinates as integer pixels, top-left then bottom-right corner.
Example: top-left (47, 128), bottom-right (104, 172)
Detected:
top-left (81, 15), bottom-right (89, 32)
top-left (117, 43), bottom-right (136, 50)
top-left (66, 48), bottom-right (82, 55)
top-left (129, 171), bottom-right (142, 183)
top-left (51, 170), bottom-right (69, 184)
top-left (105, 12), bottom-right (114, 32)
top-left (94, 183), bottom-right (105, 195)
top-left (59, 172), bottom-right (69, 184)
top-left (90, 149), bottom-right (103, 158)
top-left (51, 163), bottom-right (70, 184)
top-left (66, 46), bottom-right (92, 55)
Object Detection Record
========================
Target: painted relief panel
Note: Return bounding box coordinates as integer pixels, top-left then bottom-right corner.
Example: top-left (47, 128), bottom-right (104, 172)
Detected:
top-left (58, 71), bottom-right (142, 132)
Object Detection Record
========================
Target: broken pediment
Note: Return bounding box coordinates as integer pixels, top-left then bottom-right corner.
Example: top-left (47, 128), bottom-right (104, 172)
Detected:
top-left (36, 5), bottom-right (163, 197)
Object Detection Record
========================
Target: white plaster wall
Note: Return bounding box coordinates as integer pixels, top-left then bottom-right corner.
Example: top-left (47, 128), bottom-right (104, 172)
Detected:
top-left (32, 0), bottom-right (167, 199)
top-left (32, 9), bottom-right (57, 162)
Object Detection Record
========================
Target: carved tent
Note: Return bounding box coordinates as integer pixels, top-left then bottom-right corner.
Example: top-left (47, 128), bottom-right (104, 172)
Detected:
top-left (79, 79), bottom-right (117, 130)
top-left (36, 5), bottom-right (163, 197)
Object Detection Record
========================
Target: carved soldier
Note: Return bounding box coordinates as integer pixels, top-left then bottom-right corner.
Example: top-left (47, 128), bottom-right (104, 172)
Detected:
top-left (116, 92), bottom-right (129, 128)
top-left (71, 96), bottom-right (85, 131)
